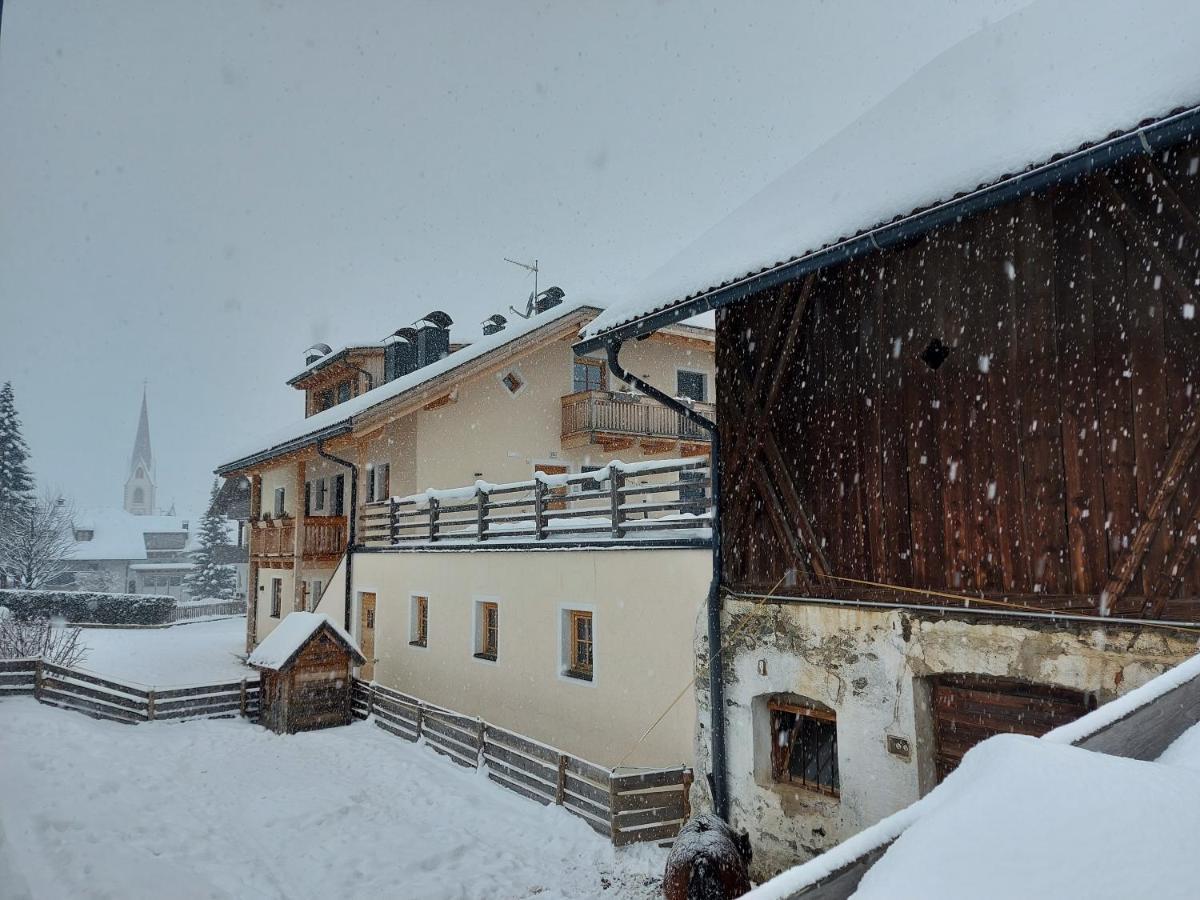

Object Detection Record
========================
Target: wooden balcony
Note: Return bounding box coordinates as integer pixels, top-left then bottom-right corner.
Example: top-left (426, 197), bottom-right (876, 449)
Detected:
top-left (250, 517), bottom-right (347, 567)
top-left (560, 390), bottom-right (715, 453)
top-left (302, 516), bottom-right (347, 561)
top-left (251, 520), bottom-right (295, 567)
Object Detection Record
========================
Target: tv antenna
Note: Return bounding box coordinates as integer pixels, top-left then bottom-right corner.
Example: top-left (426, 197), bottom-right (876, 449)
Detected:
top-left (504, 257), bottom-right (538, 319)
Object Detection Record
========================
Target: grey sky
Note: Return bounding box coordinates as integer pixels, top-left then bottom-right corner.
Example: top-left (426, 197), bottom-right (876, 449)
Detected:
top-left (0, 0), bottom-right (1029, 517)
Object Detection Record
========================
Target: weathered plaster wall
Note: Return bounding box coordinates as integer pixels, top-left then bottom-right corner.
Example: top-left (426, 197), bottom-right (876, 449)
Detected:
top-left (692, 599), bottom-right (1199, 879)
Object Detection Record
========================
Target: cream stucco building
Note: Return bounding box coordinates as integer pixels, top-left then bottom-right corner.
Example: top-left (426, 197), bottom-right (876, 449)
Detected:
top-left (217, 296), bottom-right (716, 768)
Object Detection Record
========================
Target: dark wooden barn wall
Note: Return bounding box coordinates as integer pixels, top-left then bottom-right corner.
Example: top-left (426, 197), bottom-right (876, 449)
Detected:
top-left (717, 136), bottom-right (1200, 618)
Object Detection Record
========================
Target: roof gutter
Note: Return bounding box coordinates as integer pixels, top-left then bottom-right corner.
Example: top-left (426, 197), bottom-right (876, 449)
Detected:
top-left (604, 340), bottom-right (729, 821)
top-left (315, 440), bottom-right (359, 634)
top-left (575, 103), bottom-right (1200, 354)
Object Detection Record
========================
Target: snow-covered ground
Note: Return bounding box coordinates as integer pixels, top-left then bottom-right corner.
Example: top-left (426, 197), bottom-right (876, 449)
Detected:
top-left (73, 617), bottom-right (249, 687)
top-left (0, 699), bottom-right (664, 900)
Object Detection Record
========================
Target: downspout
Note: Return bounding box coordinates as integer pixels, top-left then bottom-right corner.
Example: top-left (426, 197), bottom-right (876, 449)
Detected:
top-left (316, 441), bottom-right (359, 633)
top-left (605, 340), bottom-right (729, 821)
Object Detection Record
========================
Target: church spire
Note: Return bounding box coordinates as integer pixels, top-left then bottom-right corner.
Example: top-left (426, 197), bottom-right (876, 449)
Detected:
top-left (130, 385), bottom-right (153, 478)
top-left (124, 386), bottom-right (156, 515)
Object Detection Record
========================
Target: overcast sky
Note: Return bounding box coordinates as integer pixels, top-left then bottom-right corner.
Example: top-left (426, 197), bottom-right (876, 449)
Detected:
top-left (0, 0), bottom-right (1030, 517)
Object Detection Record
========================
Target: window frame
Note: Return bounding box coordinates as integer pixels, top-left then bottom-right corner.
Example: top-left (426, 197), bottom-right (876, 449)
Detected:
top-left (768, 699), bottom-right (840, 798)
top-left (410, 594), bottom-right (429, 647)
top-left (572, 356), bottom-right (606, 394)
top-left (337, 379), bottom-right (352, 404)
top-left (473, 599), bottom-right (499, 662)
top-left (675, 368), bottom-right (708, 403)
top-left (269, 578), bottom-right (283, 618)
top-left (565, 609), bottom-right (593, 681)
top-left (273, 487), bottom-right (286, 518)
top-left (315, 478), bottom-right (327, 512)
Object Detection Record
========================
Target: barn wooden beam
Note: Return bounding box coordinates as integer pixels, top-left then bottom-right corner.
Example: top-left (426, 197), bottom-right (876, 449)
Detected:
top-left (1101, 405), bottom-right (1200, 614)
top-left (1147, 488), bottom-right (1200, 618)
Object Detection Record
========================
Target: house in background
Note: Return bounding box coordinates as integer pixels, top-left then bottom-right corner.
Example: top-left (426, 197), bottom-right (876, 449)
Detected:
top-left (59, 390), bottom-right (198, 601)
top-left (217, 291), bottom-right (717, 769)
top-left (576, 2), bottom-right (1200, 877)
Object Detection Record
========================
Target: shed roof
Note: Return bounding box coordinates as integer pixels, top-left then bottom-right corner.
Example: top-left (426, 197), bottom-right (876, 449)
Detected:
top-left (247, 612), bottom-right (365, 670)
top-left (577, 0), bottom-right (1200, 351)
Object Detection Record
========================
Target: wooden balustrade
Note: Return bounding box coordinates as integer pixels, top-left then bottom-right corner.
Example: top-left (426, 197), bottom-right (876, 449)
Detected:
top-left (250, 520), bottom-right (296, 558)
top-left (358, 457), bottom-right (713, 547)
top-left (561, 390), bottom-right (715, 443)
top-left (303, 516), bottom-right (347, 559)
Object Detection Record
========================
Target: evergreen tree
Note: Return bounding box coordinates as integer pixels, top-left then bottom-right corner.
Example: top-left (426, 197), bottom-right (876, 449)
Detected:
top-left (184, 480), bottom-right (238, 601)
top-left (0, 382), bottom-right (37, 586)
top-left (0, 382), bottom-right (36, 518)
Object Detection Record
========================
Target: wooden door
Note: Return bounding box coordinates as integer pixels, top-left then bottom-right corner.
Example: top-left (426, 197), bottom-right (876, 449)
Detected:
top-left (534, 463), bottom-right (569, 511)
top-left (359, 592), bottom-right (377, 681)
top-left (931, 674), bottom-right (1091, 782)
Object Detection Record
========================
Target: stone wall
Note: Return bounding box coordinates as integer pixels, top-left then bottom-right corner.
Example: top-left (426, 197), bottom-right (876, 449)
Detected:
top-left (691, 598), bottom-right (1198, 879)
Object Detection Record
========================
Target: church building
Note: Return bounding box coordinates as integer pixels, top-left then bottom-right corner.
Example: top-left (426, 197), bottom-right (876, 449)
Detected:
top-left (123, 389), bottom-right (156, 515)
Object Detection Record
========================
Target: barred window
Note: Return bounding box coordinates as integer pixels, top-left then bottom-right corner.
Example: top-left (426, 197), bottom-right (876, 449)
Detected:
top-left (769, 700), bottom-right (839, 797)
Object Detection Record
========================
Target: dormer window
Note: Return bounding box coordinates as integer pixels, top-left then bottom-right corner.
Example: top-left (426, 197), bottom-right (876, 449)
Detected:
top-left (337, 380), bottom-right (352, 404)
top-left (319, 388), bottom-right (335, 411)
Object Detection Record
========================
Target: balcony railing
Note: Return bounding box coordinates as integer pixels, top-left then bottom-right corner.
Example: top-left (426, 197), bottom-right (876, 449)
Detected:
top-left (303, 517), bottom-right (347, 558)
top-left (251, 521), bottom-right (295, 558)
top-left (561, 390), bottom-right (715, 444)
top-left (251, 516), bottom-right (347, 561)
top-left (359, 457), bottom-right (712, 547)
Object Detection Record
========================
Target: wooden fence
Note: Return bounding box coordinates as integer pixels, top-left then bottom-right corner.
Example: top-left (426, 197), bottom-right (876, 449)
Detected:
top-left (0, 657), bottom-right (260, 725)
top-left (359, 457), bottom-right (712, 546)
top-left (167, 600), bottom-right (245, 622)
top-left (352, 679), bottom-right (692, 846)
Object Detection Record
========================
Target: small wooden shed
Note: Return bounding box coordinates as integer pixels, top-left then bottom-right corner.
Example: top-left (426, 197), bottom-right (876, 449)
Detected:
top-left (248, 612), bottom-right (365, 734)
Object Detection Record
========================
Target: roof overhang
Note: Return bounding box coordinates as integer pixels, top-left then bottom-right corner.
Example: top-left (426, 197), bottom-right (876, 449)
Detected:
top-left (215, 421), bottom-right (353, 476)
top-left (574, 104), bottom-right (1200, 354)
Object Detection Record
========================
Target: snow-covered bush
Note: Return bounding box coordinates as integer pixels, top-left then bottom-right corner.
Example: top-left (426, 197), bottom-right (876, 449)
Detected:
top-left (0, 615), bottom-right (86, 667)
top-left (0, 589), bottom-right (175, 625)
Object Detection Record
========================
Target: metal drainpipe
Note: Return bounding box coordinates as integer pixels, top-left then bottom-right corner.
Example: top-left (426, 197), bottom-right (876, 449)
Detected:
top-left (605, 340), bottom-right (728, 821)
top-left (316, 441), bottom-right (359, 633)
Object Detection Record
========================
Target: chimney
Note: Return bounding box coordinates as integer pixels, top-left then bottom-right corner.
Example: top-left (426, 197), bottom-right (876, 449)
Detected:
top-left (482, 314), bottom-right (507, 337)
top-left (533, 286), bottom-right (565, 315)
top-left (304, 343), bottom-right (332, 366)
top-left (385, 330), bottom-right (419, 382)
top-left (415, 311), bottom-right (453, 367)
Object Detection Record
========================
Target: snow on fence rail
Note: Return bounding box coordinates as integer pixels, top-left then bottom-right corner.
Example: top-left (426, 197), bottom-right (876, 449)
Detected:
top-left (0, 657), bottom-right (259, 725)
top-left (166, 599), bottom-right (245, 623)
top-left (358, 457), bottom-right (712, 547)
top-left (351, 679), bottom-right (692, 846)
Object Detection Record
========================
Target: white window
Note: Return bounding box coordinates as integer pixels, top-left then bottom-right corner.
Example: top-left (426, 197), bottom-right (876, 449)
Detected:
top-left (309, 580), bottom-right (323, 611)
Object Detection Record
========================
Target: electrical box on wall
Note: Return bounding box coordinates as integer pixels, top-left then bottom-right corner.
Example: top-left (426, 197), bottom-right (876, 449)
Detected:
top-left (886, 734), bottom-right (912, 759)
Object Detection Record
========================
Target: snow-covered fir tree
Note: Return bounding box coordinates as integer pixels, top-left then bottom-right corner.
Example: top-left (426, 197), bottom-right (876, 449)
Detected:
top-left (184, 480), bottom-right (238, 601)
top-left (0, 382), bottom-right (36, 520)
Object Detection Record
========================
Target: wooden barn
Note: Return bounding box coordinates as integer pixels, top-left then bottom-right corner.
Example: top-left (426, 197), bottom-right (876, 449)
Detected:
top-left (248, 612), bottom-right (365, 734)
top-left (576, 3), bottom-right (1200, 876)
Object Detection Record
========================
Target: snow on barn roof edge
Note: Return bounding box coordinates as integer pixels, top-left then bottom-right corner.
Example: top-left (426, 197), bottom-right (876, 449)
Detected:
top-left (247, 612), bottom-right (364, 670)
top-left (576, 0), bottom-right (1200, 352)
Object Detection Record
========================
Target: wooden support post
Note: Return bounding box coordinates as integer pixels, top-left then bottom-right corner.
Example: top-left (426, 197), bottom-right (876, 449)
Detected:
top-left (556, 754), bottom-right (567, 805)
top-left (607, 771), bottom-right (619, 842)
top-left (681, 768), bottom-right (694, 821)
top-left (477, 489), bottom-right (488, 541)
top-left (610, 469), bottom-right (626, 539)
top-left (428, 499), bottom-right (440, 542)
top-left (534, 479), bottom-right (547, 540)
top-left (33, 659), bottom-right (43, 702)
top-left (366, 682), bottom-right (375, 719)
top-left (146, 689), bottom-right (156, 721)
top-left (239, 678), bottom-right (248, 718)
top-left (388, 497), bottom-right (398, 544)
top-left (416, 704), bottom-right (425, 740)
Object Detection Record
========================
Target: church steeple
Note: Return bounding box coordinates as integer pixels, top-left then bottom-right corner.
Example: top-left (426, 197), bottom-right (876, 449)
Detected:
top-left (124, 387), bottom-right (156, 515)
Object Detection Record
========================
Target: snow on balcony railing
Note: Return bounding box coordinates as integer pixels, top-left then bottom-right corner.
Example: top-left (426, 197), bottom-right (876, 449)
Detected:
top-left (358, 457), bottom-right (712, 547)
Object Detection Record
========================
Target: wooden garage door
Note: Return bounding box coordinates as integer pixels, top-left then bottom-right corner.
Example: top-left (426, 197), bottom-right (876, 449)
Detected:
top-left (932, 675), bottom-right (1092, 783)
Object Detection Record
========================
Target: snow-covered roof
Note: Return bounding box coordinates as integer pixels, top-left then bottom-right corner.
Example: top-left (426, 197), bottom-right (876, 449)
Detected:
top-left (578, 0), bottom-right (1200, 348)
top-left (70, 508), bottom-right (191, 561)
top-left (247, 612), bottom-right (364, 670)
top-left (287, 342), bottom-right (387, 385)
top-left (217, 299), bottom-right (602, 474)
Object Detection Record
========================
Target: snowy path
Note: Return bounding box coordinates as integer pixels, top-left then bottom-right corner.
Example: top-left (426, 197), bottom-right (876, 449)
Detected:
top-left (0, 700), bottom-right (664, 900)
top-left (73, 617), bottom-right (249, 687)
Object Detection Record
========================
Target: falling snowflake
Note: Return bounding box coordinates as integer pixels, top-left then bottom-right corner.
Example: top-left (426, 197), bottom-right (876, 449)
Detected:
top-left (1184, 303), bottom-right (1196, 320)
